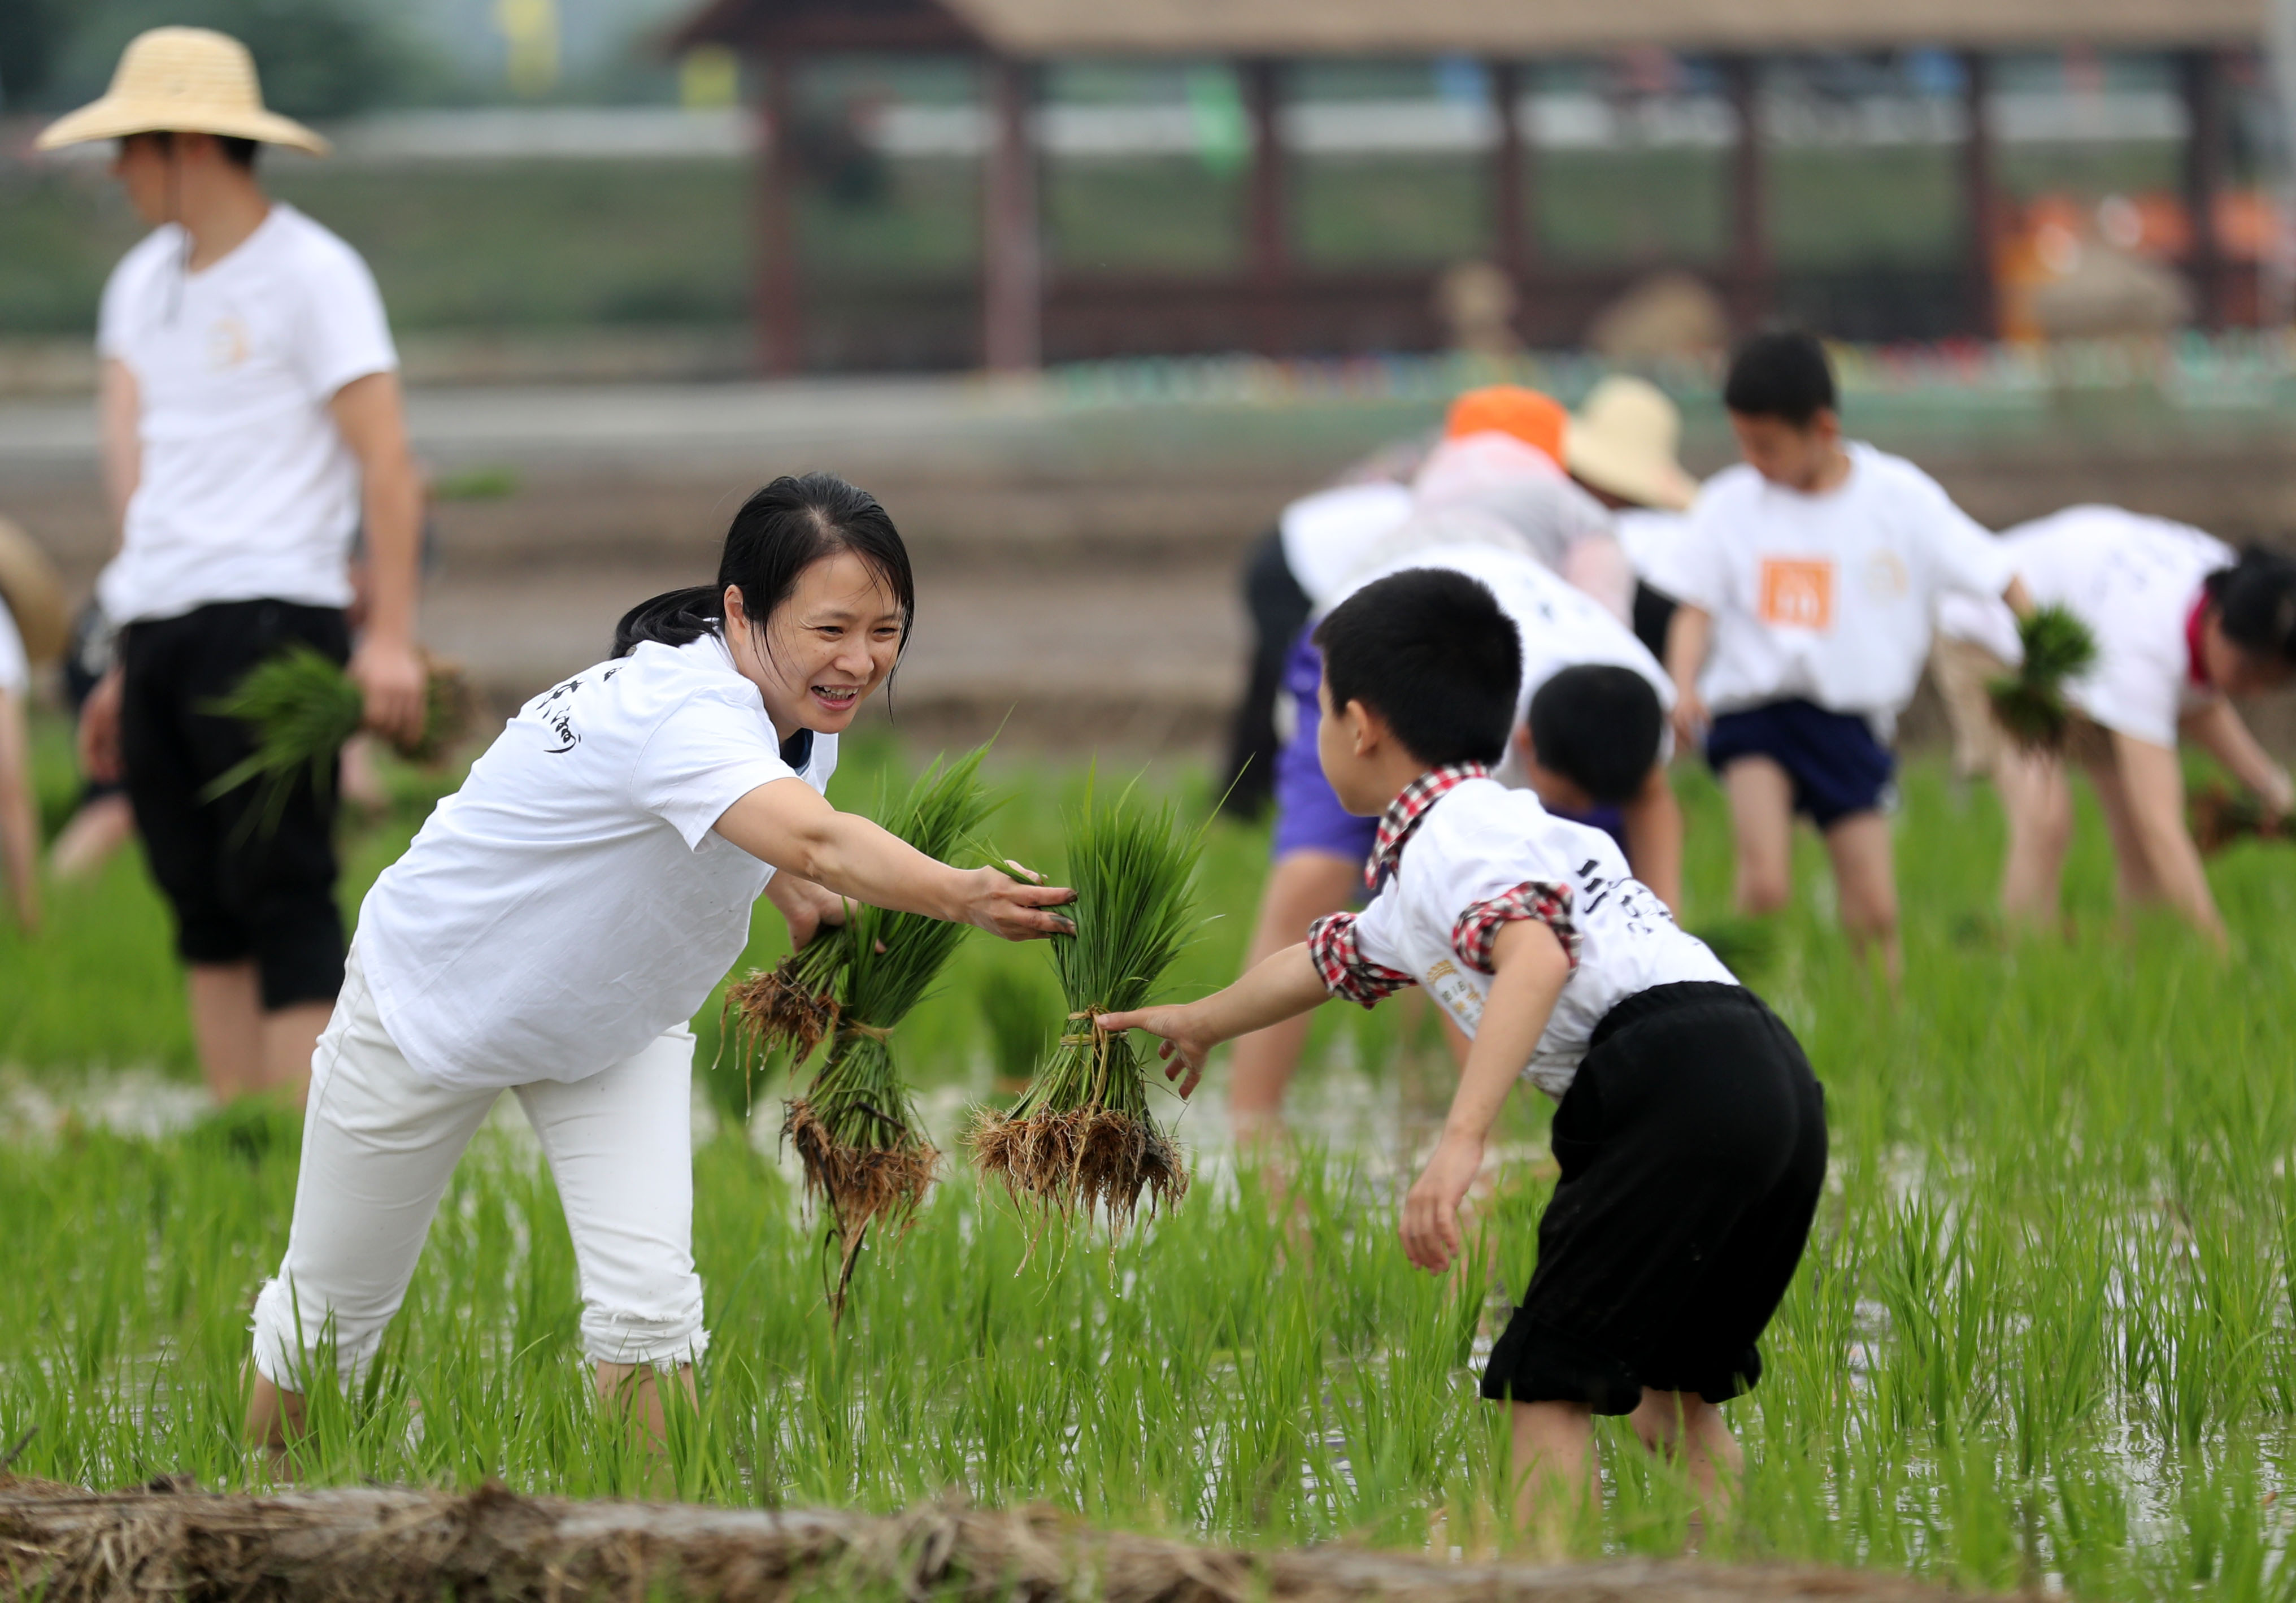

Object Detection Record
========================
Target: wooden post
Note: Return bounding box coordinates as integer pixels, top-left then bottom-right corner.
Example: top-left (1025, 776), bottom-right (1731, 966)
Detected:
top-left (756, 52), bottom-right (803, 376)
top-left (1491, 60), bottom-right (1531, 283)
top-left (981, 54), bottom-right (1042, 372)
top-left (1242, 58), bottom-right (1288, 351)
top-left (1724, 55), bottom-right (1769, 331)
top-left (2182, 48), bottom-right (2228, 329)
top-left (1960, 51), bottom-right (2000, 340)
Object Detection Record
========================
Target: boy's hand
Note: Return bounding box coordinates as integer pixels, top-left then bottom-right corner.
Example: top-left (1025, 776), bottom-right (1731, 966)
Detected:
top-left (1093, 1003), bottom-right (1216, 1098)
top-left (1400, 1131), bottom-right (1485, 1272)
top-left (1669, 687), bottom-right (1708, 753)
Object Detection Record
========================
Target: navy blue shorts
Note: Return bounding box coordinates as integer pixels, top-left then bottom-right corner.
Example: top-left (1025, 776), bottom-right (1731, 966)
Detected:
top-left (1706, 698), bottom-right (1894, 831)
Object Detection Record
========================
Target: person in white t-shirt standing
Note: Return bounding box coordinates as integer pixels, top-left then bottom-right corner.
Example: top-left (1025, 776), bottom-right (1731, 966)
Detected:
top-left (1656, 333), bottom-right (2032, 981)
top-left (245, 473), bottom-right (1074, 1456)
top-left (39, 28), bottom-right (428, 1106)
top-left (1936, 506), bottom-right (2296, 947)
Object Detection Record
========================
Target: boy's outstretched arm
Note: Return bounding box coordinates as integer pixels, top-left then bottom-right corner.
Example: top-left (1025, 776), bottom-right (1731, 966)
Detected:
top-left (1096, 944), bottom-right (1333, 1098)
top-left (1401, 920), bottom-right (1571, 1274)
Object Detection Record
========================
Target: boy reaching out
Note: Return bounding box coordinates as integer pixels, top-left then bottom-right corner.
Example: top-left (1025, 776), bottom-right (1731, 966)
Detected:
top-left (1100, 568), bottom-right (1826, 1540)
top-left (1656, 332), bottom-right (2029, 980)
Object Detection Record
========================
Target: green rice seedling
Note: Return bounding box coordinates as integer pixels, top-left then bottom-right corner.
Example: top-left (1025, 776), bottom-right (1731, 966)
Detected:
top-left (200, 643), bottom-right (474, 835)
top-left (977, 967), bottom-right (1054, 1094)
top-left (969, 781), bottom-right (1201, 1228)
top-left (1987, 603), bottom-right (2099, 752)
top-left (781, 747), bottom-right (1000, 1309)
top-left (1687, 914), bottom-right (1781, 981)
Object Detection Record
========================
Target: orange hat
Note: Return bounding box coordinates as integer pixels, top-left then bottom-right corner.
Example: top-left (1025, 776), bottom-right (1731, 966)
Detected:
top-left (1443, 385), bottom-right (1567, 465)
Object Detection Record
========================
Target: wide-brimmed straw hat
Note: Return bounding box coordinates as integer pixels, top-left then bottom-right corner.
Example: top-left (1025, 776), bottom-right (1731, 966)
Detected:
top-left (36, 27), bottom-right (330, 156)
top-left (0, 518), bottom-right (68, 667)
top-left (1565, 376), bottom-right (1699, 512)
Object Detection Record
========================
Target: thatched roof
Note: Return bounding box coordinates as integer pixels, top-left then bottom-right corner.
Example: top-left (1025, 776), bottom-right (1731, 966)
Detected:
top-left (676, 0), bottom-right (2260, 55)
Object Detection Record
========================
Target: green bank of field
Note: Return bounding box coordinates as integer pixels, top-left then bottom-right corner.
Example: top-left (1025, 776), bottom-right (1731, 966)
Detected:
top-left (8, 720), bottom-right (2296, 1597)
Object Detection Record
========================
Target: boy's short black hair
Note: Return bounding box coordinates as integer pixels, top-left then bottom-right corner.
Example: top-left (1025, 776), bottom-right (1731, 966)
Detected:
top-left (1314, 568), bottom-right (1520, 768)
top-left (1723, 330), bottom-right (1836, 427)
top-left (1528, 665), bottom-right (1664, 805)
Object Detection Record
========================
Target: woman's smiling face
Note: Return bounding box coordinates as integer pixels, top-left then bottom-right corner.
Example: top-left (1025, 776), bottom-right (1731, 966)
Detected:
top-left (725, 549), bottom-right (906, 737)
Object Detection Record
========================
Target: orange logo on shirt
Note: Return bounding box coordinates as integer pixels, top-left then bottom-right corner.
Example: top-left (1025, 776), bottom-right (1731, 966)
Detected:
top-left (1758, 557), bottom-right (1835, 631)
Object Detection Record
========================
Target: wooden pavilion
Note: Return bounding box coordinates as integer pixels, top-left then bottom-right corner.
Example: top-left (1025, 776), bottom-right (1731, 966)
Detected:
top-left (670, 0), bottom-right (2267, 372)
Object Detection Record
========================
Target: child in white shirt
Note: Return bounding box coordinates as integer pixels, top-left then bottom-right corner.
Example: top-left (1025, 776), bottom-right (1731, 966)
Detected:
top-left (1102, 567), bottom-right (1824, 1537)
top-left (1937, 507), bottom-right (2296, 946)
top-left (1656, 332), bottom-right (2029, 979)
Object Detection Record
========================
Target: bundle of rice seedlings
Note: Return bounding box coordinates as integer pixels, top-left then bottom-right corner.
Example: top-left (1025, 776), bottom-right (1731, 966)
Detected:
top-left (970, 784), bottom-right (1202, 1229)
top-left (777, 748), bottom-right (1000, 1310)
top-left (1988, 603), bottom-right (2099, 753)
top-left (2189, 781), bottom-right (2289, 855)
top-left (200, 644), bottom-right (474, 835)
top-left (977, 968), bottom-right (1055, 1097)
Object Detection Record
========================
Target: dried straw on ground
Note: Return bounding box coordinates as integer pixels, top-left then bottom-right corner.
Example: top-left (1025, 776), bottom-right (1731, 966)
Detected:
top-left (0, 1477), bottom-right (1968, 1603)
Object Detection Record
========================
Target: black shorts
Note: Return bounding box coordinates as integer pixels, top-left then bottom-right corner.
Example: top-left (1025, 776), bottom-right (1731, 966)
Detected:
top-left (1706, 697), bottom-right (1895, 831)
top-left (119, 599), bottom-right (351, 1010)
top-left (1482, 981), bottom-right (1826, 1414)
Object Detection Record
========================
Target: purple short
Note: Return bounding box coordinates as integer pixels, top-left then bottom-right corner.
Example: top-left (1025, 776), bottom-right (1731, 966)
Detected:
top-left (1269, 629), bottom-right (1632, 864)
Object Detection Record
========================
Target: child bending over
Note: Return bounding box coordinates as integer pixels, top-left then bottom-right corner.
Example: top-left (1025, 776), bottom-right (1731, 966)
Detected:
top-left (1101, 568), bottom-right (1826, 1540)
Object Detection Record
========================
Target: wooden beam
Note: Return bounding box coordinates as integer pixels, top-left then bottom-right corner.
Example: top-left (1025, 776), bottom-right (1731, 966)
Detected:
top-left (2182, 47), bottom-right (2228, 329)
top-left (755, 51), bottom-right (803, 376)
top-left (1490, 61), bottom-right (1531, 283)
top-left (1724, 54), bottom-right (1770, 331)
top-left (981, 54), bottom-right (1042, 372)
top-left (1242, 57), bottom-right (1289, 352)
top-left (1960, 50), bottom-right (2000, 340)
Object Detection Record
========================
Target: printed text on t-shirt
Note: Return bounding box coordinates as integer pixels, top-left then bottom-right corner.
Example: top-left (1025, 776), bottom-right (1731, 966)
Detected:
top-left (1759, 557), bottom-right (1835, 631)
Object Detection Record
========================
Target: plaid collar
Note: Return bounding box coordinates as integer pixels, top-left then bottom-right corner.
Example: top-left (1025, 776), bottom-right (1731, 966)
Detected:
top-left (1365, 762), bottom-right (1490, 890)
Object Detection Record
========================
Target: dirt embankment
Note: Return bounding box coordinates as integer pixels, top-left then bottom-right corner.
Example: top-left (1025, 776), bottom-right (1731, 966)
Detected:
top-left (0, 1478), bottom-right (1960, 1603)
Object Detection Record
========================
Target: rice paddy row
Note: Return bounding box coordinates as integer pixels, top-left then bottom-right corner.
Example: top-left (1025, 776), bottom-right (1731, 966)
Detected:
top-left (8, 739), bottom-right (2296, 1600)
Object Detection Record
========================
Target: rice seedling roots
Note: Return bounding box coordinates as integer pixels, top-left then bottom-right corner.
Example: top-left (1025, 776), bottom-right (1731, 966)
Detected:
top-left (782, 1097), bottom-right (939, 1289)
top-left (0, 1477), bottom-right (1960, 1603)
top-left (724, 965), bottom-right (840, 1063)
top-left (971, 1106), bottom-right (1189, 1227)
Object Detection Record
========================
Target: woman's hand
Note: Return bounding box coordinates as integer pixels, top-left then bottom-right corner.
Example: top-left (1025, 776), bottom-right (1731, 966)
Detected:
top-left (764, 871), bottom-right (849, 949)
top-left (1093, 1003), bottom-right (1217, 1097)
top-left (955, 862), bottom-right (1075, 941)
top-left (1401, 1131), bottom-right (1484, 1272)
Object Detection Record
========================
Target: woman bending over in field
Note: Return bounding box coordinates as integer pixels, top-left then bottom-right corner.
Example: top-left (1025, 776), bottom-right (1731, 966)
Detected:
top-left (245, 473), bottom-right (1073, 1453)
top-left (1938, 508), bottom-right (2296, 949)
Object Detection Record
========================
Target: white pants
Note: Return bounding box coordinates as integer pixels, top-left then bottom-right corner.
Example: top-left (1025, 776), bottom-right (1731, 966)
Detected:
top-left (250, 948), bottom-right (706, 1388)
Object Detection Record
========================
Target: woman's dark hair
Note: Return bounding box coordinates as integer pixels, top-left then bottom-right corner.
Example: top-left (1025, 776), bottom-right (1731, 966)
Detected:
top-left (1312, 568), bottom-right (1520, 768)
top-left (612, 472), bottom-right (915, 662)
top-left (2204, 545), bottom-right (2296, 665)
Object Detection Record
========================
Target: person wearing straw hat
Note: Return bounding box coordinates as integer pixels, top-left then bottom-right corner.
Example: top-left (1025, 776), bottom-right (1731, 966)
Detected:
top-left (40, 27), bottom-right (427, 1105)
top-left (0, 516), bottom-right (68, 934)
top-left (1564, 375), bottom-right (1703, 664)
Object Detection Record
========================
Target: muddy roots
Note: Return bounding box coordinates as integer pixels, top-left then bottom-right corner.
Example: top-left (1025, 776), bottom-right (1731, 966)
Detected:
top-left (725, 962), bottom-right (841, 1063)
top-left (968, 1107), bottom-right (1189, 1228)
top-left (784, 1098), bottom-right (939, 1314)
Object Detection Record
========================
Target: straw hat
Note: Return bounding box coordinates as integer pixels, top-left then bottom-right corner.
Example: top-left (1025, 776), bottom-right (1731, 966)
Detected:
top-left (1565, 376), bottom-right (1699, 512)
top-left (0, 518), bottom-right (68, 667)
top-left (36, 28), bottom-right (330, 156)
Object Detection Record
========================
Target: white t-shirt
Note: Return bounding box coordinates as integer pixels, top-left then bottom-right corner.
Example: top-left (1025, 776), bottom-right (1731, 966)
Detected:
top-left (1653, 442), bottom-right (2013, 736)
top-left (1333, 542), bottom-right (1675, 765)
top-left (1937, 505), bottom-right (2233, 749)
top-left (95, 204), bottom-right (398, 625)
top-left (0, 598), bottom-right (25, 697)
top-left (356, 633), bottom-right (837, 1090)
top-left (1410, 432), bottom-right (1614, 575)
top-left (1615, 508), bottom-right (1691, 587)
top-left (1279, 482), bottom-right (1414, 609)
top-left (1351, 779), bottom-right (1733, 1095)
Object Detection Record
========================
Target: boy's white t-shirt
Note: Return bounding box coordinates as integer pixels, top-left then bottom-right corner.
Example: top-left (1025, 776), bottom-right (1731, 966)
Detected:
top-left (1333, 542), bottom-right (1675, 749)
top-left (1614, 508), bottom-right (1692, 585)
top-left (0, 597), bottom-right (26, 697)
top-left (1351, 779), bottom-right (1733, 1095)
top-left (1937, 505), bottom-right (2233, 750)
top-left (356, 634), bottom-right (837, 1091)
top-left (95, 204), bottom-right (398, 625)
top-left (1279, 482), bottom-right (1414, 609)
top-left (1653, 442), bottom-right (2013, 736)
